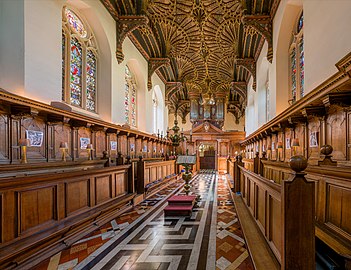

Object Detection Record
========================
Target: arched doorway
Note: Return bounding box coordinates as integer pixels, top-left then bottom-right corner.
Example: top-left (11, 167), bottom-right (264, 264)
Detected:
top-left (198, 141), bottom-right (216, 169)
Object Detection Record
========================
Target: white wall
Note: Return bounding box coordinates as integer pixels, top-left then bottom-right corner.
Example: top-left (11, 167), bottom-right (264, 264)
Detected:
top-left (0, 0), bottom-right (166, 133)
top-left (267, 0), bottom-right (351, 119)
top-left (271, 0), bottom-right (301, 117)
top-left (24, 0), bottom-right (62, 103)
top-left (223, 111), bottom-right (245, 131)
top-left (168, 113), bottom-right (192, 132)
top-left (0, 0), bottom-right (25, 95)
top-left (304, 0), bottom-right (351, 93)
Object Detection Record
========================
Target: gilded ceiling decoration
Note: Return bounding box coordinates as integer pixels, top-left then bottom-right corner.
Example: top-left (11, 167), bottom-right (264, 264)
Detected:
top-left (101, 0), bottom-right (279, 121)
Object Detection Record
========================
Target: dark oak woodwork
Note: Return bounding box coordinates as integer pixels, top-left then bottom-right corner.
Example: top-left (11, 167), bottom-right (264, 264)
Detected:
top-left (0, 165), bottom-right (134, 269)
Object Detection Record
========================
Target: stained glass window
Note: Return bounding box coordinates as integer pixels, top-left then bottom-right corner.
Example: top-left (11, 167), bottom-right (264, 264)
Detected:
top-left (125, 65), bottom-right (137, 127)
top-left (65, 8), bottom-right (87, 38)
top-left (298, 13), bottom-right (304, 32)
top-left (299, 39), bottom-right (304, 97)
top-left (289, 12), bottom-right (304, 103)
top-left (62, 32), bottom-right (66, 101)
top-left (62, 7), bottom-right (97, 112)
top-left (86, 50), bottom-right (97, 111)
top-left (291, 47), bottom-right (297, 103)
top-left (70, 37), bottom-right (82, 106)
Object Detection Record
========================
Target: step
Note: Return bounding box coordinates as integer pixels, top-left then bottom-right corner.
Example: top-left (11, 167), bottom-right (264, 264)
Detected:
top-left (164, 205), bottom-right (193, 216)
top-left (167, 195), bottom-right (196, 206)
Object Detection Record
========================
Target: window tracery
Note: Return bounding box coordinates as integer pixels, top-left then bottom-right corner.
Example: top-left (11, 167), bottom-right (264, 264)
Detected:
top-left (125, 65), bottom-right (137, 127)
top-left (289, 12), bottom-right (304, 104)
top-left (62, 7), bottom-right (97, 112)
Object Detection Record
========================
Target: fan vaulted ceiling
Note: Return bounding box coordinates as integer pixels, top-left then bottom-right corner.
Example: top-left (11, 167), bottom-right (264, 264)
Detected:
top-left (101, 0), bottom-right (279, 121)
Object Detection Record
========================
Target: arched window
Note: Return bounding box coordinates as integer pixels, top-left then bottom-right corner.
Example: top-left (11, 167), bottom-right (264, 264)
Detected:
top-left (125, 65), bottom-right (137, 127)
top-left (289, 12), bottom-right (304, 104)
top-left (62, 7), bottom-right (97, 112)
top-left (152, 89), bottom-right (158, 134)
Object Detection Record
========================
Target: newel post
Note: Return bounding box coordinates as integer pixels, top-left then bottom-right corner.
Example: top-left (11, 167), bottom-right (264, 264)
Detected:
top-left (282, 155), bottom-right (315, 270)
top-left (234, 155), bottom-right (243, 193)
top-left (253, 152), bottom-right (260, 174)
top-left (116, 152), bottom-right (124, 165)
top-left (260, 151), bottom-right (267, 177)
top-left (136, 156), bottom-right (145, 194)
top-left (125, 156), bottom-right (134, 194)
top-left (227, 156), bottom-right (231, 175)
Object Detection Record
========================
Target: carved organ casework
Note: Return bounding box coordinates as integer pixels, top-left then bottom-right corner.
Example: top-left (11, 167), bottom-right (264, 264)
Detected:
top-left (190, 91), bottom-right (225, 129)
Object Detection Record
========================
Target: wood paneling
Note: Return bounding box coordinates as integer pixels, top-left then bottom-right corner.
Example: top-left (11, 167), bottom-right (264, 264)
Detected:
top-left (256, 186), bottom-right (265, 229)
top-left (65, 179), bottom-right (90, 215)
top-left (95, 175), bottom-right (112, 204)
top-left (115, 172), bottom-right (127, 196)
top-left (269, 196), bottom-right (281, 257)
top-left (327, 106), bottom-right (347, 161)
top-left (327, 184), bottom-right (351, 238)
top-left (0, 116), bottom-right (9, 164)
top-left (0, 165), bottom-right (133, 269)
top-left (17, 186), bottom-right (57, 235)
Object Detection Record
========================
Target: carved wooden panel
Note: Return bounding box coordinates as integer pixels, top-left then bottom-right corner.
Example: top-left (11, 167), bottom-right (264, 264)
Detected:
top-left (326, 184), bottom-right (351, 239)
top-left (78, 127), bottom-right (91, 159)
top-left (157, 166), bottom-right (162, 179)
top-left (256, 185), bottom-right (265, 230)
top-left (115, 172), bottom-right (127, 196)
top-left (0, 115), bottom-right (9, 164)
top-left (348, 111), bottom-right (351, 161)
top-left (271, 134), bottom-right (277, 160)
top-left (0, 193), bottom-right (2, 243)
top-left (284, 128), bottom-right (293, 162)
top-left (249, 181), bottom-right (255, 213)
top-left (144, 167), bottom-right (150, 184)
top-left (53, 125), bottom-right (72, 161)
top-left (95, 175), bottom-right (112, 204)
top-left (119, 135), bottom-right (127, 156)
top-left (269, 195), bottom-right (282, 256)
top-left (295, 124), bottom-right (305, 156)
top-left (95, 131), bottom-right (106, 158)
top-left (128, 137), bottom-right (135, 157)
top-left (17, 186), bottom-right (57, 235)
top-left (151, 167), bottom-right (156, 182)
top-left (326, 106), bottom-right (346, 161)
top-left (108, 133), bottom-right (117, 158)
top-left (11, 118), bottom-right (20, 162)
top-left (307, 117), bottom-right (321, 164)
top-left (148, 141), bottom-right (153, 158)
top-left (22, 117), bottom-right (46, 161)
top-left (135, 138), bottom-right (141, 156)
top-left (65, 179), bottom-right (90, 216)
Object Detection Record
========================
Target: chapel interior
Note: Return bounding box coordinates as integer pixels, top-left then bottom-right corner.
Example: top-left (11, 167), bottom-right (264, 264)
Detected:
top-left (0, 0), bottom-right (350, 269)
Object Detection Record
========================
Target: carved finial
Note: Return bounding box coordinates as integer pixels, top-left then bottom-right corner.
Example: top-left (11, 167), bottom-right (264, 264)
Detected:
top-left (255, 151), bottom-right (259, 157)
top-left (289, 155), bottom-right (308, 172)
top-left (318, 144), bottom-right (337, 166)
top-left (262, 151), bottom-right (267, 158)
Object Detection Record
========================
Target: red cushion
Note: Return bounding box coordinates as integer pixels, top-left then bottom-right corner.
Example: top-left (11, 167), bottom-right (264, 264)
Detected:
top-left (167, 195), bottom-right (196, 203)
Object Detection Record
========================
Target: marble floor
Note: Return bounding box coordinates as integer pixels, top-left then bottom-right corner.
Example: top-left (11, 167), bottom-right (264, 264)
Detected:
top-left (34, 171), bottom-right (253, 270)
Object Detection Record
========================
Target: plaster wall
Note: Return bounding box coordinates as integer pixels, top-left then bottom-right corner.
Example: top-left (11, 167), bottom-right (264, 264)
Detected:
top-left (303, 0), bottom-right (351, 92)
top-left (0, 0), bottom-right (166, 133)
top-left (0, 0), bottom-right (25, 95)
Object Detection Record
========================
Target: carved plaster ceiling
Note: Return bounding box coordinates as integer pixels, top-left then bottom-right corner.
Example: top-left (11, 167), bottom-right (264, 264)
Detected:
top-left (101, 0), bottom-right (278, 120)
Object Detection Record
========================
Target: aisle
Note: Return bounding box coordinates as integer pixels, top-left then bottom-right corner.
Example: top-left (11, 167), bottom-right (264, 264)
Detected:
top-left (216, 174), bottom-right (254, 270)
top-left (35, 171), bottom-right (254, 270)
